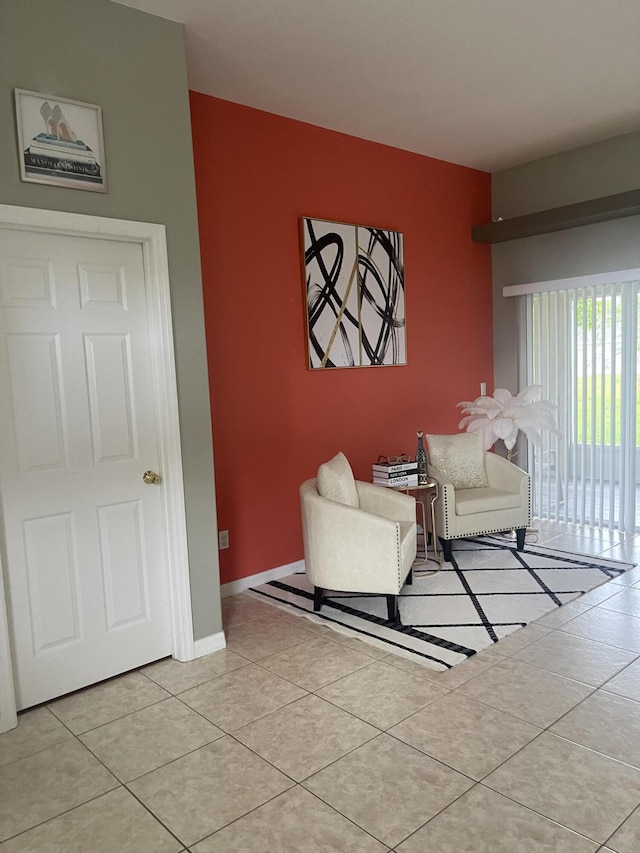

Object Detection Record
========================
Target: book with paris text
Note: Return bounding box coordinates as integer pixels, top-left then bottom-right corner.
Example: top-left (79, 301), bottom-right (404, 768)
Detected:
top-left (373, 474), bottom-right (419, 488)
top-left (372, 466), bottom-right (418, 479)
top-left (372, 460), bottom-right (417, 475)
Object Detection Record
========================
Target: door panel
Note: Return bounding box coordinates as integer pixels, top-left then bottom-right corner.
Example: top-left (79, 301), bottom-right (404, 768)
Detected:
top-left (7, 332), bottom-right (67, 471)
top-left (0, 228), bottom-right (172, 709)
top-left (23, 511), bottom-right (81, 653)
top-left (84, 333), bottom-right (137, 463)
top-left (0, 257), bottom-right (55, 308)
top-left (97, 499), bottom-right (149, 629)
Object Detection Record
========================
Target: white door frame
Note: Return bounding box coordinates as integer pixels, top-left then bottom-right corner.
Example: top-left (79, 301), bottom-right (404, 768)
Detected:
top-left (0, 204), bottom-right (195, 730)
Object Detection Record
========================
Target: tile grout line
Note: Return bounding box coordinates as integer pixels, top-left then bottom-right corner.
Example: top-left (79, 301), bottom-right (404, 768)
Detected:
top-left (3, 523), bottom-right (640, 849)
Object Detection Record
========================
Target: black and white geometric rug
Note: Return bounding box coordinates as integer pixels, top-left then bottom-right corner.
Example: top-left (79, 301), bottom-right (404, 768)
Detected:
top-left (249, 536), bottom-right (636, 672)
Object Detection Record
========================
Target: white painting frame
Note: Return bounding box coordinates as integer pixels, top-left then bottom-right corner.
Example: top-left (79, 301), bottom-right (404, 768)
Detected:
top-left (14, 89), bottom-right (107, 193)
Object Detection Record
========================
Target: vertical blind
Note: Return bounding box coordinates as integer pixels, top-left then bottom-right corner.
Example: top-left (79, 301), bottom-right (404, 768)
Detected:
top-left (525, 279), bottom-right (639, 533)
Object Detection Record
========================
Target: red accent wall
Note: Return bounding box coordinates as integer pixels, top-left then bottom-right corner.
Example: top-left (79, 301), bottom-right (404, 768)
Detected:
top-left (190, 92), bottom-right (493, 585)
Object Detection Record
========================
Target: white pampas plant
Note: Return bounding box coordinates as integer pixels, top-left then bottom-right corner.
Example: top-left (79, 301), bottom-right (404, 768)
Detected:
top-left (457, 385), bottom-right (558, 457)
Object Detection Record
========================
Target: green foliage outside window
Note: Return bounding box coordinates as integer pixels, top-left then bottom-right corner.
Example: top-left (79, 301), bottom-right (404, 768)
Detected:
top-left (576, 375), bottom-right (640, 445)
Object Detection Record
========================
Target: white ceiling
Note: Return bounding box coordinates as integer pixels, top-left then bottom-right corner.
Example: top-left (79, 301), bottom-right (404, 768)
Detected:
top-left (114, 0), bottom-right (640, 172)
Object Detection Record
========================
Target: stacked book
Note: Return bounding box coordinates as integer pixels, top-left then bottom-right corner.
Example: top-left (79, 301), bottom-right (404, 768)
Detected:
top-left (372, 460), bottom-right (419, 488)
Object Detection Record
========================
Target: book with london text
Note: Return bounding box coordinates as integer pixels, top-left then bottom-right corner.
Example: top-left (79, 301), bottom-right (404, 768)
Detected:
top-left (373, 474), bottom-right (419, 488)
top-left (372, 460), bottom-right (417, 474)
top-left (372, 466), bottom-right (418, 479)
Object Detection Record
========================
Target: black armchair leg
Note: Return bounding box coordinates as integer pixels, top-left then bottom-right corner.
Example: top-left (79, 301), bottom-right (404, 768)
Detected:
top-left (313, 586), bottom-right (324, 612)
top-left (405, 568), bottom-right (413, 586)
top-left (516, 528), bottom-right (526, 551)
top-left (439, 537), bottom-right (453, 563)
top-left (386, 594), bottom-right (400, 623)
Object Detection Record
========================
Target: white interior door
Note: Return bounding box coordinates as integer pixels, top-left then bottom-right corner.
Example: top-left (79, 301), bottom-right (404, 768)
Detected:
top-left (0, 227), bottom-right (175, 709)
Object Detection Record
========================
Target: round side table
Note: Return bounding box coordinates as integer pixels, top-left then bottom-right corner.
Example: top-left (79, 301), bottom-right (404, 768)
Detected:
top-left (389, 479), bottom-right (442, 575)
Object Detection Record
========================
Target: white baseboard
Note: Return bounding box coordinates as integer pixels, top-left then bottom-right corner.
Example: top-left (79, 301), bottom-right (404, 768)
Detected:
top-left (193, 630), bottom-right (227, 658)
top-left (220, 560), bottom-right (305, 598)
top-left (189, 562), bottom-right (306, 659)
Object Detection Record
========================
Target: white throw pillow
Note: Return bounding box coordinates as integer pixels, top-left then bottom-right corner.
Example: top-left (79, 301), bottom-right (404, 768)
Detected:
top-left (317, 452), bottom-right (359, 507)
top-left (427, 433), bottom-right (488, 489)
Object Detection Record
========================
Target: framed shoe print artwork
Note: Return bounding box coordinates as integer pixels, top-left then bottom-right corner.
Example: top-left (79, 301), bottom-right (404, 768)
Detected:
top-left (14, 89), bottom-right (107, 192)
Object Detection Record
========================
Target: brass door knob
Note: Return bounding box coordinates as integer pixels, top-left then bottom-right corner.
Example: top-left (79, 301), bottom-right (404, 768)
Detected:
top-left (142, 470), bottom-right (161, 485)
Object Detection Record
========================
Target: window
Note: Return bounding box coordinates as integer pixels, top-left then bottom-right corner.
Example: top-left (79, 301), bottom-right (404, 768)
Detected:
top-left (506, 270), bottom-right (640, 533)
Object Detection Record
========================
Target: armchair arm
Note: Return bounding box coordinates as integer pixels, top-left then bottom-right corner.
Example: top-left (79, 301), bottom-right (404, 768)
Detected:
top-left (356, 480), bottom-right (416, 522)
top-left (484, 452), bottom-right (530, 506)
top-left (427, 463), bottom-right (456, 506)
top-left (428, 463), bottom-right (457, 541)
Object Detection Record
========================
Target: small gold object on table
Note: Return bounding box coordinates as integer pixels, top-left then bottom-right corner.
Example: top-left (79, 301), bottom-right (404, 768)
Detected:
top-left (388, 478), bottom-right (442, 575)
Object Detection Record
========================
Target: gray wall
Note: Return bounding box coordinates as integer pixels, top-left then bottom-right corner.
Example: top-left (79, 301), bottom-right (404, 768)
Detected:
top-left (0, 0), bottom-right (221, 640)
top-left (491, 132), bottom-right (640, 391)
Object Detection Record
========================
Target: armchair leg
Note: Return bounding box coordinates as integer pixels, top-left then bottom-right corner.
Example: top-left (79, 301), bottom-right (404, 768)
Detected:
top-left (439, 537), bottom-right (453, 563)
top-left (515, 528), bottom-right (526, 551)
top-left (386, 594), bottom-right (400, 623)
top-left (313, 586), bottom-right (324, 612)
top-left (405, 568), bottom-right (413, 586)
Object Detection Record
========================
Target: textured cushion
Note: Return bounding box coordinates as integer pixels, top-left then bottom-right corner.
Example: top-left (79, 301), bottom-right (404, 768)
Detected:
top-left (317, 452), bottom-right (359, 507)
top-left (427, 433), bottom-right (488, 489)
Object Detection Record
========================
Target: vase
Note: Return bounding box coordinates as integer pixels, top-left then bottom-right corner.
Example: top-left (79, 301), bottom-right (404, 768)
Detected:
top-left (415, 431), bottom-right (428, 485)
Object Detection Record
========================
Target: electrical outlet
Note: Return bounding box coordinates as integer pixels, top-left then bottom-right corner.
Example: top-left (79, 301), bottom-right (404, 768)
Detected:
top-left (480, 382), bottom-right (487, 396)
top-left (218, 530), bottom-right (229, 550)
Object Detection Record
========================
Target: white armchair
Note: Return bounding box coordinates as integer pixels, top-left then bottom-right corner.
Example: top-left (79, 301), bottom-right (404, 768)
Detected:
top-left (300, 452), bottom-right (417, 623)
top-left (427, 433), bottom-right (531, 562)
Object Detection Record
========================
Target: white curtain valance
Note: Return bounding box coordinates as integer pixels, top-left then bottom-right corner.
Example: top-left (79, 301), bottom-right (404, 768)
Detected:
top-left (503, 267), bottom-right (640, 298)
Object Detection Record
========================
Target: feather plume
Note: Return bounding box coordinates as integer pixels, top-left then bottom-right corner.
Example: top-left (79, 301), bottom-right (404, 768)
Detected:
top-left (457, 386), bottom-right (559, 452)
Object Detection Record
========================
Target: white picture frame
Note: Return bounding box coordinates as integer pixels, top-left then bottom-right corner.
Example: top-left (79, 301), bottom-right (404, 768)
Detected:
top-left (14, 89), bottom-right (107, 192)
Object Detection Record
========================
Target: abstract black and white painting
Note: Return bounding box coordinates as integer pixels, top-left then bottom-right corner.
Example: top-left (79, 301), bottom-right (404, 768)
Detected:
top-left (302, 217), bottom-right (406, 369)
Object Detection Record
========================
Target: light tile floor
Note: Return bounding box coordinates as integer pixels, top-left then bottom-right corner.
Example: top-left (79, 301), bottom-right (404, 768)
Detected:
top-left (2, 520), bottom-right (640, 851)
